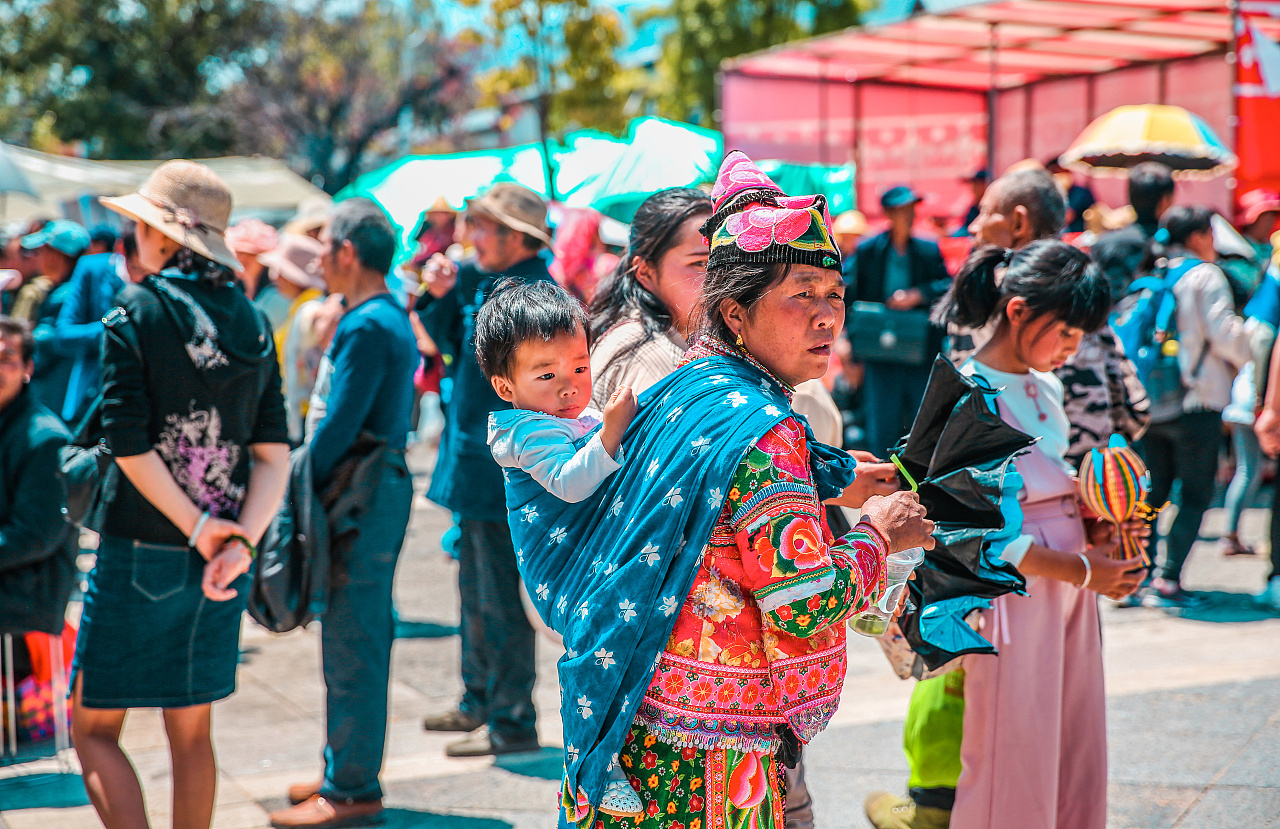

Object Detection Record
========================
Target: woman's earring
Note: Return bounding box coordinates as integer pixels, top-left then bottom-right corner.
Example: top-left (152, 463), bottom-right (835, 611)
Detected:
top-left (735, 333), bottom-right (744, 347)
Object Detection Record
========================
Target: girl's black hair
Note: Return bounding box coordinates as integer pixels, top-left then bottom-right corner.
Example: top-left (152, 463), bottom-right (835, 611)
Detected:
top-left (1138, 204), bottom-right (1215, 275)
top-left (698, 260), bottom-right (789, 344)
top-left (475, 277), bottom-right (589, 379)
top-left (588, 188), bottom-right (712, 343)
top-left (163, 247), bottom-right (236, 287)
top-left (931, 239), bottom-right (1110, 333)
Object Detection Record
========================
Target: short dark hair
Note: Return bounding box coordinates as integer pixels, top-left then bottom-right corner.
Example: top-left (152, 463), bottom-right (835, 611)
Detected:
top-left (1160, 204), bottom-right (1215, 247)
top-left (0, 316), bottom-right (34, 362)
top-left (475, 278), bottom-right (588, 379)
top-left (1128, 162), bottom-right (1176, 223)
top-left (329, 198), bottom-right (397, 275)
top-left (119, 220), bottom-right (138, 259)
top-left (496, 223), bottom-right (544, 252)
top-left (997, 169), bottom-right (1066, 240)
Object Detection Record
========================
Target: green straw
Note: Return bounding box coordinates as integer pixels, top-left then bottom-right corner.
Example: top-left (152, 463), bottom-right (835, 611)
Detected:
top-left (890, 453), bottom-right (918, 493)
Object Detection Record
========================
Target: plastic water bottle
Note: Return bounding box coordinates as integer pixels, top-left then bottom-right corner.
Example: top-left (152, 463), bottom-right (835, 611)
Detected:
top-left (850, 547), bottom-right (927, 637)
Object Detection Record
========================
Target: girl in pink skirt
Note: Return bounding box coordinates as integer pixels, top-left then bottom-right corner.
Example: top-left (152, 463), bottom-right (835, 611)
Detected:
top-left (931, 241), bottom-right (1147, 829)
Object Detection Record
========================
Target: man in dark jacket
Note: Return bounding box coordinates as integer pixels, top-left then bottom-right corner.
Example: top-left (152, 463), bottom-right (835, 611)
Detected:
top-left (845, 185), bottom-right (951, 456)
top-left (0, 316), bottom-right (74, 651)
top-left (415, 182), bottom-right (550, 758)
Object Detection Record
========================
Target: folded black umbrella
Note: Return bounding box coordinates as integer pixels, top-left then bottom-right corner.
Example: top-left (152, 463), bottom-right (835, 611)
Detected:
top-left (890, 356), bottom-right (1035, 671)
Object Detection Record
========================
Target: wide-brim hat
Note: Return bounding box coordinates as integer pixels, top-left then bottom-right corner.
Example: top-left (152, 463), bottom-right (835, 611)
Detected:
top-left (259, 233), bottom-right (326, 291)
top-left (465, 182), bottom-right (551, 245)
top-left (426, 195), bottom-right (456, 215)
top-left (100, 160), bottom-right (242, 271)
top-left (880, 185), bottom-right (923, 210)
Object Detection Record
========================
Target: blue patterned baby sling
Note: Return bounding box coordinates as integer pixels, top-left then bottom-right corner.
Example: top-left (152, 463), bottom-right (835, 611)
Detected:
top-left (503, 353), bottom-right (858, 808)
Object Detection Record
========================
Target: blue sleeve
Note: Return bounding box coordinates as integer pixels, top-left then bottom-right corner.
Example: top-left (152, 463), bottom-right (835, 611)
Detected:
top-left (52, 259), bottom-right (117, 358)
top-left (309, 320), bottom-right (390, 483)
top-left (1245, 266), bottom-right (1280, 329)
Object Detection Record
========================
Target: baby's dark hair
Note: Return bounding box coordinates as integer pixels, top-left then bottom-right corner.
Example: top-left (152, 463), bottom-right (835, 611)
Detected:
top-left (931, 239), bottom-right (1110, 333)
top-left (475, 278), bottom-right (589, 379)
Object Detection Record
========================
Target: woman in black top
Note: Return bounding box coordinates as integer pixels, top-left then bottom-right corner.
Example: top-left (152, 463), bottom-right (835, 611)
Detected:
top-left (72, 161), bottom-right (290, 829)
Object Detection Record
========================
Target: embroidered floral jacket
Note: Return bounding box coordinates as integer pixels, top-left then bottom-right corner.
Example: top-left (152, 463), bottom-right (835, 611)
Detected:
top-left (636, 342), bottom-right (887, 753)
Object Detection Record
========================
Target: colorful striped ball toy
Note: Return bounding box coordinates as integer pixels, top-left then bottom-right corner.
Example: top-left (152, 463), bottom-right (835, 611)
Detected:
top-left (1077, 435), bottom-right (1151, 563)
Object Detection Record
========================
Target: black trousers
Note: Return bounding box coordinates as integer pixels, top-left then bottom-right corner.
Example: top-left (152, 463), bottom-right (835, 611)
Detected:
top-left (456, 517), bottom-right (538, 740)
top-left (1139, 410), bottom-right (1222, 583)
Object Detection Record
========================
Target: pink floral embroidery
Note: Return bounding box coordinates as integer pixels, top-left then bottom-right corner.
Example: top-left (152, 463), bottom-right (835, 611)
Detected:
top-left (755, 420), bottom-right (808, 480)
top-left (780, 517), bottom-right (826, 570)
top-left (723, 207), bottom-right (814, 253)
top-left (711, 152), bottom-right (781, 204)
top-left (156, 403), bottom-right (244, 517)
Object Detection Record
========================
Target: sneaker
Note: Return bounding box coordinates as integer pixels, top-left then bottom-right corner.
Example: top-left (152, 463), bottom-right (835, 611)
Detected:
top-left (1256, 578), bottom-right (1280, 611)
top-left (864, 791), bottom-right (951, 829)
top-left (1140, 583), bottom-right (1202, 609)
top-left (269, 795), bottom-right (383, 829)
top-left (598, 778), bottom-right (644, 817)
top-left (445, 726), bottom-right (541, 758)
top-left (422, 709), bottom-right (483, 733)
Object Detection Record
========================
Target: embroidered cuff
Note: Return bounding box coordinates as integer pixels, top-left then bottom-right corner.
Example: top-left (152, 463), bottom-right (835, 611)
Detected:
top-left (754, 566), bottom-right (836, 612)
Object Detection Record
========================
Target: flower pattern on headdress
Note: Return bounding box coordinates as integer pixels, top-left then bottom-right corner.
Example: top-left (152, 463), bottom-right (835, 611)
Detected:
top-left (705, 151), bottom-right (840, 271)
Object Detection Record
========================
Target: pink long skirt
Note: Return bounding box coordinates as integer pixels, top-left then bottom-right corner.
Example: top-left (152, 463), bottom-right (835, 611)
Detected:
top-left (951, 495), bottom-right (1108, 829)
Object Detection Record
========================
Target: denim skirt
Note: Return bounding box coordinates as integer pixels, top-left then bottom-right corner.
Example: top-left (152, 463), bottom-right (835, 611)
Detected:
top-left (73, 534), bottom-right (248, 709)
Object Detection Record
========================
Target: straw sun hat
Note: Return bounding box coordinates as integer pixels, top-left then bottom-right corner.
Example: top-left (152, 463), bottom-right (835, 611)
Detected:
top-left (100, 160), bottom-right (242, 272)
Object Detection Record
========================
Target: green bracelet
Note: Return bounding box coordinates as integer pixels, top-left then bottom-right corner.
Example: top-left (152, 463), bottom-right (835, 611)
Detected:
top-left (227, 534), bottom-right (257, 560)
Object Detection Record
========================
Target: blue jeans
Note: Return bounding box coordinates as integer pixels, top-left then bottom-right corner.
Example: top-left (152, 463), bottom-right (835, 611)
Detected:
top-left (1223, 424), bottom-right (1264, 535)
top-left (319, 458), bottom-right (413, 803)
top-left (862, 361), bottom-right (932, 458)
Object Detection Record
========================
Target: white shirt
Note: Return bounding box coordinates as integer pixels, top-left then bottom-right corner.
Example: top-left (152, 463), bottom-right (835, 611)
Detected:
top-left (963, 360), bottom-right (1073, 566)
top-left (487, 407), bottom-right (623, 503)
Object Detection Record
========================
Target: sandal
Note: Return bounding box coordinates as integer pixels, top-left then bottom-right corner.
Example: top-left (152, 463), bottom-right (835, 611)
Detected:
top-left (1218, 536), bottom-right (1256, 557)
top-left (598, 779), bottom-right (644, 817)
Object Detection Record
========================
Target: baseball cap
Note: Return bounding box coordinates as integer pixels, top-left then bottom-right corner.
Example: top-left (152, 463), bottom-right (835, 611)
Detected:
top-left (1238, 188), bottom-right (1280, 227)
top-left (880, 186), bottom-right (923, 210)
top-left (21, 220), bottom-right (91, 257)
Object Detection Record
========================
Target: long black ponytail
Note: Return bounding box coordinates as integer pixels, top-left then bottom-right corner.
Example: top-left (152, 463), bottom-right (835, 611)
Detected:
top-left (932, 239), bottom-right (1110, 333)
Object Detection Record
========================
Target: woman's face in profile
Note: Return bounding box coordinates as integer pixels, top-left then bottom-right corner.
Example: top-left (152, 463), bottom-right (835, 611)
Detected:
top-left (637, 215), bottom-right (708, 339)
top-left (733, 264), bottom-right (845, 387)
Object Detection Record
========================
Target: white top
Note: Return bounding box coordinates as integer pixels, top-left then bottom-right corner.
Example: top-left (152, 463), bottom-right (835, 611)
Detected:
top-left (963, 360), bottom-right (1074, 567)
top-left (487, 407), bottom-right (623, 504)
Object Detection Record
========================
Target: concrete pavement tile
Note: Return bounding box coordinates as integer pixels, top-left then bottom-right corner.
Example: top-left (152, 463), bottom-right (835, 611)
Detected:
top-left (804, 720), bottom-right (911, 773)
top-left (1105, 783), bottom-right (1199, 828)
top-left (1216, 723), bottom-right (1280, 787)
top-left (0, 806), bottom-right (99, 829)
top-left (802, 768), bottom-right (920, 829)
top-left (209, 800), bottom-right (272, 829)
top-left (118, 707), bottom-right (170, 752)
top-left (213, 720), bottom-right (326, 777)
top-left (379, 808), bottom-right (518, 829)
top-left (1175, 785), bottom-right (1280, 829)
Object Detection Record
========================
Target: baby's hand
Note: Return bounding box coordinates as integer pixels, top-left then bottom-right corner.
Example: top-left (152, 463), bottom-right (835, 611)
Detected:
top-left (600, 386), bottom-right (637, 460)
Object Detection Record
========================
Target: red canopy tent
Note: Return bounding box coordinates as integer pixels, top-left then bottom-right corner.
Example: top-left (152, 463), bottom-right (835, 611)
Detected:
top-left (721, 0), bottom-right (1280, 221)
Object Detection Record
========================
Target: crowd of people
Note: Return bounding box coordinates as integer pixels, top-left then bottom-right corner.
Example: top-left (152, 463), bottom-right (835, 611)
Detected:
top-left (0, 145), bottom-right (1276, 829)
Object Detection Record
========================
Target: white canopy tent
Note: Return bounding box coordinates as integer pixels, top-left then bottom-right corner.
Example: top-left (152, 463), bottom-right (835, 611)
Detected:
top-left (0, 145), bottom-right (327, 225)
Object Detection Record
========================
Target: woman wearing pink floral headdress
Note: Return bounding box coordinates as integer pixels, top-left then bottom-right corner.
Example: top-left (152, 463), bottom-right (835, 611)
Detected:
top-left (558, 152), bottom-right (930, 829)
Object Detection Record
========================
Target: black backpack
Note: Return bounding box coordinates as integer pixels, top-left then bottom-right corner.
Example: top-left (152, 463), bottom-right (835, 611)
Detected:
top-left (248, 445), bottom-right (330, 632)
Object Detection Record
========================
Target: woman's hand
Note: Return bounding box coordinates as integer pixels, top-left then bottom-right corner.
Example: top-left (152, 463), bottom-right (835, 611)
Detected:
top-left (201, 539), bottom-right (253, 601)
top-left (1085, 518), bottom-right (1115, 547)
top-left (828, 453), bottom-right (899, 508)
top-left (1082, 543), bottom-right (1147, 600)
top-left (860, 491), bottom-right (935, 552)
top-left (193, 515), bottom-right (248, 561)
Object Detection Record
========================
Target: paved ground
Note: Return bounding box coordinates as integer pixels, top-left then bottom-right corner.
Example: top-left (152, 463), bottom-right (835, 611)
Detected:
top-left (2, 445), bottom-right (1278, 828)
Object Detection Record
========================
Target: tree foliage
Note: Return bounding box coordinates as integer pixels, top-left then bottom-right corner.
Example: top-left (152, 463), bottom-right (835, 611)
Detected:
top-left (221, 0), bottom-right (474, 193)
top-left (0, 0), bottom-right (475, 193)
top-left (652, 0), bottom-right (863, 128)
top-left (0, 0), bottom-right (273, 158)
top-left (461, 0), bottom-right (631, 137)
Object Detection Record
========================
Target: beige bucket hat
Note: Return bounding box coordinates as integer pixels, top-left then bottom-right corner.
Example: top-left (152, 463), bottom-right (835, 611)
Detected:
top-left (259, 234), bottom-right (326, 291)
top-left (465, 182), bottom-right (551, 245)
top-left (100, 160), bottom-right (242, 272)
